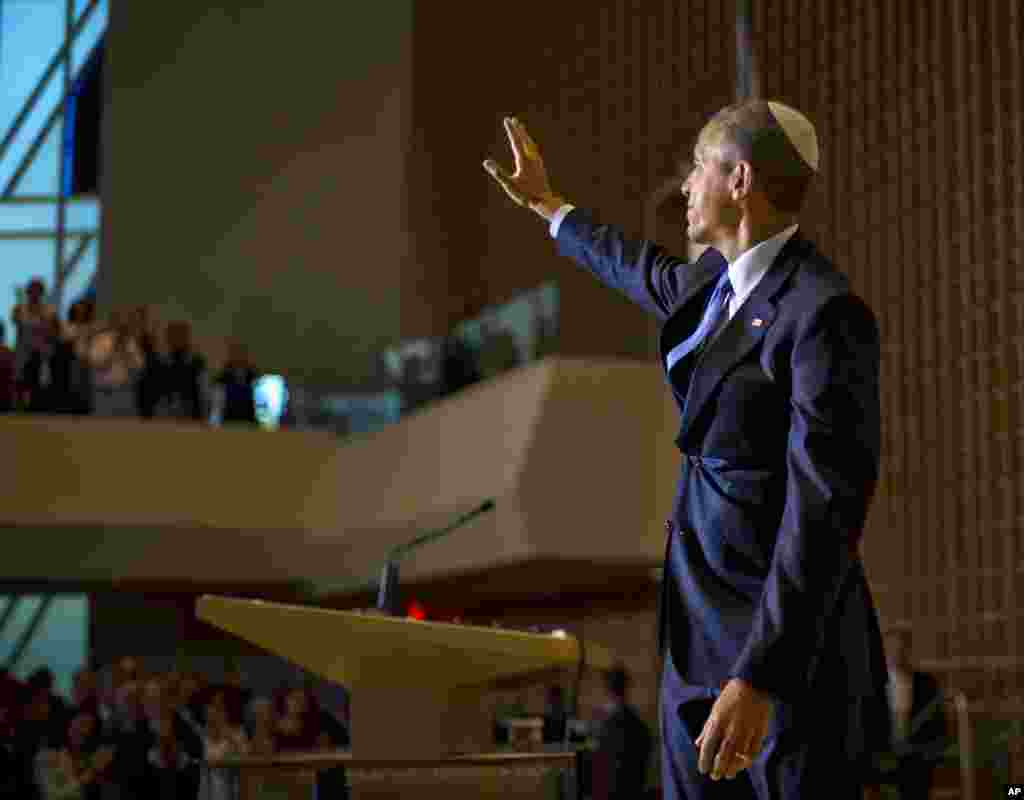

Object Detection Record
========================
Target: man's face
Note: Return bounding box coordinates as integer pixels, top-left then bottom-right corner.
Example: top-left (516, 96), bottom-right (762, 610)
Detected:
top-left (681, 131), bottom-right (740, 246)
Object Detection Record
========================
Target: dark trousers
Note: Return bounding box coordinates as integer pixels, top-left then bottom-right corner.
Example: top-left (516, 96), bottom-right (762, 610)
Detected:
top-left (660, 654), bottom-right (865, 800)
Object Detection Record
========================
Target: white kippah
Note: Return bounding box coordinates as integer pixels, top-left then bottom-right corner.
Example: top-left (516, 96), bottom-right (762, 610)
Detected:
top-left (767, 101), bottom-right (819, 172)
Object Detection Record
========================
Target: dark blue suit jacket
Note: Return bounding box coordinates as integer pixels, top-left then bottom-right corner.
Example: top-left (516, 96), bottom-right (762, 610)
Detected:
top-left (556, 209), bottom-right (890, 757)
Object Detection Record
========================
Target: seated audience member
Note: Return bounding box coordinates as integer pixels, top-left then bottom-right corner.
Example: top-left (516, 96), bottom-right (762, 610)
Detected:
top-left (36, 711), bottom-right (113, 800)
top-left (0, 321), bottom-right (16, 412)
top-left (12, 277), bottom-right (57, 410)
top-left (84, 309), bottom-right (144, 417)
top-left (144, 715), bottom-right (200, 800)
top-left (198, 691), bottom-right (248, 800)
top-left (592, 664), bottom-right (653, 800)
top-left (873, 624), bottom-right (950, 800)
top-left (211, 341), bottom-right (257, 425)
top-left (158, 321), bottom-right (207, 421)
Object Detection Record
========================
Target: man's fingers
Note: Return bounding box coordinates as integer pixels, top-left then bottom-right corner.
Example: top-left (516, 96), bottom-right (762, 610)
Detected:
top-left (503, 117), bottom-right (525, 172)
top-left (712, 734), bottom-right (742, 781)
top-left (510, 117), bottom-right (540, 158)
top-left (482, 160), bottom-right (529, 207)
top-left (697, 720), bottom-right (723, 776)
top-left (483, 159), bottom-right (510, 182)
top-left (723, 734), bottom-right (760, 780)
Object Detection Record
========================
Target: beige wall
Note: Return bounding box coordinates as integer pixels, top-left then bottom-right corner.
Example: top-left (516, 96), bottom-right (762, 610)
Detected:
top-left (104, 1), bottom-right (416, 385)
top-left (0, 359), bottom-right (677, 585)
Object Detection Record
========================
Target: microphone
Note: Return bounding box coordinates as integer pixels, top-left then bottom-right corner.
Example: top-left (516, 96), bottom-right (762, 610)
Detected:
top-left (303, 499), bottom-right (497, 611)
top-left (376, 498), bottom-right (496, 616)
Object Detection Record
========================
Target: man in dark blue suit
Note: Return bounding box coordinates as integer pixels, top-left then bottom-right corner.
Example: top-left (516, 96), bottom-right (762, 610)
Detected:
top-left (484, 100), bottom-right (889, 799)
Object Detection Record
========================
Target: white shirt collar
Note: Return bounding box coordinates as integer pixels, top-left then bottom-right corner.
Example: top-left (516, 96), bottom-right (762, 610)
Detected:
top-left (726, 224), bottom-right (799, 314)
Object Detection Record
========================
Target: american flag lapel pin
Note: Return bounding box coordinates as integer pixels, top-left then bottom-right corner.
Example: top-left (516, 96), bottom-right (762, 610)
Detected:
top-left (752, 318), bottom-right (764, 327)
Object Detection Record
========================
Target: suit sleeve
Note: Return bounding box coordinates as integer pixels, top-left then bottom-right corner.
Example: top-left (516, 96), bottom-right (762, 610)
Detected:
top-left (730, 292), bottom-right (882, 700)
top-left (554, 209), bottom-right (724, 321)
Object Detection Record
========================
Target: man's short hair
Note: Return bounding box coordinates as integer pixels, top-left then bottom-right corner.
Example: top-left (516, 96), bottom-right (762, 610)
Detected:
top-left (701, 100), bottom-right (818, 214)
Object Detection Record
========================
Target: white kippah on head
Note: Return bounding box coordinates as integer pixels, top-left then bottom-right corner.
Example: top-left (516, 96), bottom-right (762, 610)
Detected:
top-left (767, 101), bottom-right (819, 172)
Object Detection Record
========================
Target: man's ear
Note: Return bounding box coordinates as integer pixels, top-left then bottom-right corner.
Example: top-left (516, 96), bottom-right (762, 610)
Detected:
top-left (731, 162), bottom-right (753, 200)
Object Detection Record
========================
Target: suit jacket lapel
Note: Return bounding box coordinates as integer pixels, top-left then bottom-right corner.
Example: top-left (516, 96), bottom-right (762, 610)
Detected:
top-left (658, 257), bottom-right (725, 400)
top-left (676, 234), bottom-right (807, 443)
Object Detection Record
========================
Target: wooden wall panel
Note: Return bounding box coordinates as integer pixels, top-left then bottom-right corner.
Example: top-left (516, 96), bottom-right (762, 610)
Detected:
top-left (757, 0), bottom-right (1024, 705)
top-left (413, 1), bottom-right (733, 355)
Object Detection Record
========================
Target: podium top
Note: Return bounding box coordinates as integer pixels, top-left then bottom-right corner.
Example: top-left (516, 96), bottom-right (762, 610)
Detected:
top-left (197, 595), bottom-right (616, 689)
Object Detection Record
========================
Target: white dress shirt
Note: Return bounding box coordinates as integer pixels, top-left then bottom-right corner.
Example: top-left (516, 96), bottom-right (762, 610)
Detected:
top-left (887, 668), bottom-right (914, 742)
top-left (720, 223), bottom-right (799, 319)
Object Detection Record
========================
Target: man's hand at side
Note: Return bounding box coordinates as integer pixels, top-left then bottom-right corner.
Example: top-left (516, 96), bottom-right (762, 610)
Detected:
top-left (695, 678), bottom-right (773, 781)
top-left (483, 117), bottom-right (565, 221)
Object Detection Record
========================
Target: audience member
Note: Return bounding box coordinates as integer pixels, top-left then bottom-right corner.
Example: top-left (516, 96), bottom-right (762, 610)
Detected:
top-left (276, 687), bottom-right (318, 752)
top-left (11, 277), bottom-right (57, 410)
top-left (83, 309), bottom-right (144, 417)
top-left (221, 663), bottom-right (252, 720)
top-left (244, 697), bottom-right (277, 757)
top-left (592, 664), bottom-right (653, 800)
top-left (874, 624), bottom-right (950, 800)
top-left (158, 321), bottom-right (207, 421)
top-left (69, 669), bottom-right (100, 719)
top-left (441, 334), bottom-right (481, 395)
top-left (145, 677), bottom-right (203, 765)
top-left (105, 679), bottom-right (153, 798)
top-left (27, 669), bottom-right (71, 745)
top-left (476, 314), bottom-right (522, 379)
top-left (197, 691), bottom-right (248, 800)
top-left (175, 672), bottom-right (207, 741)
top-left (144, 714), bottom-right (200, 800)
top-left (47, 301), bottom-right (96, 415)
top-left (0, 658), bottom-right (361, 800)
top-left (210, 341), bottom-right (257, 425)
top-left (541, 685), bottom-right (568, 746)
top-left (36, 711), bottom-right (113, 800)
top-left (1, 679), bottom-right (36, 799)
top-left (0, 321), bottom-right (16, 413)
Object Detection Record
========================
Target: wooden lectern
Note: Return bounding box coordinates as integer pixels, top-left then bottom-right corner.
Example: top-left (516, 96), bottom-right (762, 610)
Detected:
top-left (197, 595), bottom-right (614, 760)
